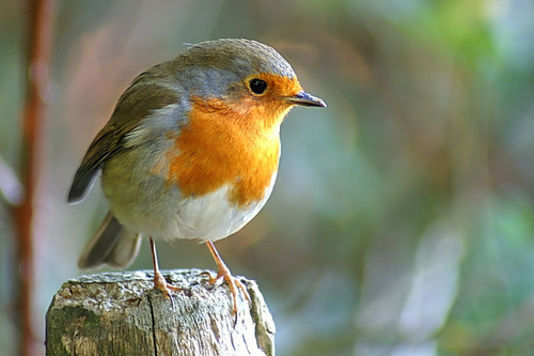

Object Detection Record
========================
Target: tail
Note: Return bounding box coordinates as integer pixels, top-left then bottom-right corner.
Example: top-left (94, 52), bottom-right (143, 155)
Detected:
top-left (78, 211), bottom-right (141, 269)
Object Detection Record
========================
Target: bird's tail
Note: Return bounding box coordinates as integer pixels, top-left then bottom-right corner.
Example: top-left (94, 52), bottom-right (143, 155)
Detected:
top-left (78, 211), bottom-right (141, 269)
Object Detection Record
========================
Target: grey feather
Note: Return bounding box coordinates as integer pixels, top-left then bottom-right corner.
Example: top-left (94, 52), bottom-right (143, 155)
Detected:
top-left (78, 212), bottom-right (141, 269)
top-left (67, 77), bottom-right (181, 204)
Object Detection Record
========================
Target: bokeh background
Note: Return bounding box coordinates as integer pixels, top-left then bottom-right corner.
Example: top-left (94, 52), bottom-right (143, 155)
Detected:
top-left (2, 0), bottom-right (534, 355)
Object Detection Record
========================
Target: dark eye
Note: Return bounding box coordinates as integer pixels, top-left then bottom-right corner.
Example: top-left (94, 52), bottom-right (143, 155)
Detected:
top-left (249, 78), bottom-right (267, 95)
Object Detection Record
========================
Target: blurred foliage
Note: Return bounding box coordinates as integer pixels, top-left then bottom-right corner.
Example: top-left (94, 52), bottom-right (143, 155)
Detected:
top-left (2, 0), bottom-right (534, 355)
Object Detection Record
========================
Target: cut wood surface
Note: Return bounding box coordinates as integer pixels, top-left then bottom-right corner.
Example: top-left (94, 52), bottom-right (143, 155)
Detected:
top-left (46, 269), bottom-right (275, 356)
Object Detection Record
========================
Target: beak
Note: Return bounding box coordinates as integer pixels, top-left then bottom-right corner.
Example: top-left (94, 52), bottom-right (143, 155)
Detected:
top-left (287, 91), bottom-right (327, 108)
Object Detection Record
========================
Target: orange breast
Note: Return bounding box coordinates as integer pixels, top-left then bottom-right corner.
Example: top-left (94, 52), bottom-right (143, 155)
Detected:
top-left (165, 96), bottom-right (283, 207)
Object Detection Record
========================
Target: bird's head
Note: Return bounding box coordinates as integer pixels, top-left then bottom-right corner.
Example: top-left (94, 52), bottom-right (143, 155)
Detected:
top-left (177, 38), bottom-right (326, 130)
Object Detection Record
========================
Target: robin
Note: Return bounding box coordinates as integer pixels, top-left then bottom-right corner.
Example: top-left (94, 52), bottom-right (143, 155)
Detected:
top-left (68, 38), bottom-right (326, 313)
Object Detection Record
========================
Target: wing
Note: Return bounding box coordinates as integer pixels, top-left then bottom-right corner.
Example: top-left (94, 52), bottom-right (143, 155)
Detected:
top-left (67, 68), bottom-right (181, 203)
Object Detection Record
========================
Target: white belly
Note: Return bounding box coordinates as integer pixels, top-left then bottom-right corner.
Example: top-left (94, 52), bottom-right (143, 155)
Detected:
top-left (145, 180), bottom-right (275, 242)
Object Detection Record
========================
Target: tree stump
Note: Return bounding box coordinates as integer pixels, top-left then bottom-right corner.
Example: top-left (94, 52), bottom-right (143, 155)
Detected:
top-left (45, 269), bottom-right (275, 356)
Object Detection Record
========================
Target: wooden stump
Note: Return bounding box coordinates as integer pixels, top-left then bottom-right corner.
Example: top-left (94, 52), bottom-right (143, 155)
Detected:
top-left (45, 269), bottom-right (275, 356)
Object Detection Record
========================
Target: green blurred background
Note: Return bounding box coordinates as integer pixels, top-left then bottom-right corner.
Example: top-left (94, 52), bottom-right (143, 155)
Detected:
top-left (2, 0), bottom-right (534, 355)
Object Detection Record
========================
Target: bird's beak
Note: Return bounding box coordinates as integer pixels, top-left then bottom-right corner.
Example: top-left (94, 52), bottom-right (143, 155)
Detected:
top-left (287, 92), bottom-right (327, 107)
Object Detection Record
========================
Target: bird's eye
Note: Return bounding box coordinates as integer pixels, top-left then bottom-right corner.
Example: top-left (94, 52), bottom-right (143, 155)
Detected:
top-left (248, 78), bottom-right (268, 95)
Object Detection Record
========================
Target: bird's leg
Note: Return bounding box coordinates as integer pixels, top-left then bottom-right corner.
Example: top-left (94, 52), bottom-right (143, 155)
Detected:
top-left (150, 237), bottom-right (180, 297)
top-left (205, 241), bottom-right (250, 314)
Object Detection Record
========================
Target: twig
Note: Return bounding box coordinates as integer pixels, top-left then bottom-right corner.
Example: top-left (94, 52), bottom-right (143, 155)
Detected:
top-left (14, 0), bottom-right (56, 355)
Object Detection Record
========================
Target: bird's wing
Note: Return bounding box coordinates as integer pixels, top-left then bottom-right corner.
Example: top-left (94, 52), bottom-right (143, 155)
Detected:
top-left (67, 69), bottom-right (181, 204)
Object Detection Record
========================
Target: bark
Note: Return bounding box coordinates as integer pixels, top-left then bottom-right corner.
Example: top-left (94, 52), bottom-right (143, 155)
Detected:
top-left (46, 269), bottom-right (275, 356)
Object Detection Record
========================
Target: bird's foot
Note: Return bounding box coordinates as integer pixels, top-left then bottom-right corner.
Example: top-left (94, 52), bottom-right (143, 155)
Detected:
top-left (153, 270), bottom-right (181, 298)
top-left (205, 265), bottom-right (250, 315)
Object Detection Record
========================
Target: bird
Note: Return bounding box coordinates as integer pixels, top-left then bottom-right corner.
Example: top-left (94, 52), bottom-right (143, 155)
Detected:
top-left (68, 38), bottom-right (326, 313)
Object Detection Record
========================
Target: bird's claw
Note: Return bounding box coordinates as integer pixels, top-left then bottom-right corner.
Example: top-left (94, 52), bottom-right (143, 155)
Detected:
top-left (203, 268), bottom-right (251, 315)
top-left (153, 271), bottom-right (181, 298)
